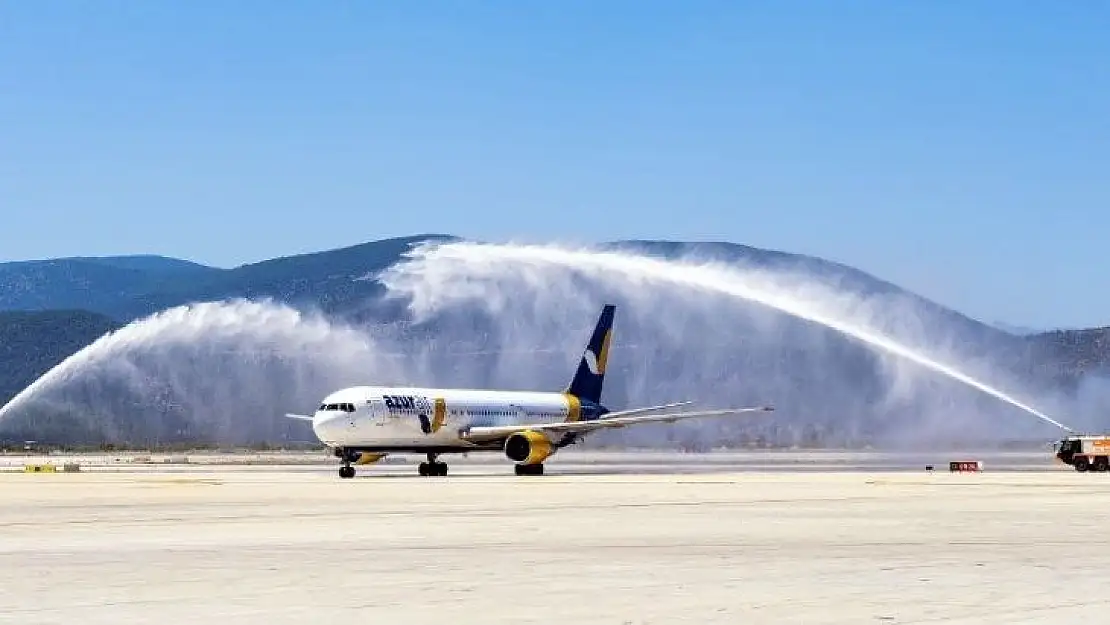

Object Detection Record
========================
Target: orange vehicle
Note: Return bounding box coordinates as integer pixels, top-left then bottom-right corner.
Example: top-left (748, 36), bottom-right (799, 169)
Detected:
top-left (1055, 436), bottom-right (1110, 472)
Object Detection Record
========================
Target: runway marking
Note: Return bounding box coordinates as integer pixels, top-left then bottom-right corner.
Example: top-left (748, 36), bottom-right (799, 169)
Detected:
top-left (0, 495), bottom-right (885, 530)
top-left (864, 478), bottom-right (1098, 490)
top-left (136, 477), bottom-right (224, 487)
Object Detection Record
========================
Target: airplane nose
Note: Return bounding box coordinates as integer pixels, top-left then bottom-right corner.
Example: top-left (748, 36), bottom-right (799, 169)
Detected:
top-left (312, 412), bottom-right (345, 444)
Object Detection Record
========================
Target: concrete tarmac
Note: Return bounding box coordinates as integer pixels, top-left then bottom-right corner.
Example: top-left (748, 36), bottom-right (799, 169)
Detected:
top-left (0, 453), bottom-right (1107, 624)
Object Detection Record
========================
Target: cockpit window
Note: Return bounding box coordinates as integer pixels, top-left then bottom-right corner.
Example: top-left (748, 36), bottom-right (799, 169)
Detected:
top-left (319, 403), bottom-right (356, 412)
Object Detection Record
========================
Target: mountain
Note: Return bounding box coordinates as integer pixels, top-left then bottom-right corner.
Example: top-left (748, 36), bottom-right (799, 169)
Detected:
top-left (0, 255), bottom-right (223, 320)
top-left (992, 321), bottom-right (1044, 336)
top-left (0, 235), bottom-right (455, 322)
top-left (1022, 326), bottom-right (1110, 389)
top-left (0, 235), bottom-right (1106, 449)
top-left (67, 255), bottom-right (216, 275)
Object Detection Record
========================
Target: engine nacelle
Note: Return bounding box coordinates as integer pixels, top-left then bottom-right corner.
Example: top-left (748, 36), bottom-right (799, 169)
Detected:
top-left (334, 448), bottom-right (388, 465)
top-left (504, 430), bottom-right (554, 465)
top-left (354, 452), bottom-right (387, 465)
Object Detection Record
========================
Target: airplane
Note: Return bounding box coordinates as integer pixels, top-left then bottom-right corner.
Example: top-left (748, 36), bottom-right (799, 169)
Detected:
top-left (285, 304), bottom-right (774, 478)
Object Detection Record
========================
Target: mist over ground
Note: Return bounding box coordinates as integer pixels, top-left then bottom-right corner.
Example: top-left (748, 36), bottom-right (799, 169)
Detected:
top-left (0, 241), bottom-right (1099, 449)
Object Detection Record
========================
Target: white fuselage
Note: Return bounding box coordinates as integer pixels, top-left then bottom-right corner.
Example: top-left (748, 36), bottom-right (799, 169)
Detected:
top-left (312, 385), bottom-right (583, 450)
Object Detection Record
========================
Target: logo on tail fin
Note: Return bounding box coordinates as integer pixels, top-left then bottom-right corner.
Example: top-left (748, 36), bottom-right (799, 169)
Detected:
top-left (584, 350), bottom-right (600, 375)
top-left (583, 328), bottom-right (611, 375)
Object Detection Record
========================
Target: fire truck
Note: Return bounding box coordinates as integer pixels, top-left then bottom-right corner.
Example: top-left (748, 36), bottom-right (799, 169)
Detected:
top-left (1054, 435), bottom-right (1110, 472)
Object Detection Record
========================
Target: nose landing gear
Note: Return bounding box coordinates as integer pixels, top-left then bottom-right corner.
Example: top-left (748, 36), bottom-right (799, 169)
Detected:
top-left (335, 447), bottom-right (357, 479)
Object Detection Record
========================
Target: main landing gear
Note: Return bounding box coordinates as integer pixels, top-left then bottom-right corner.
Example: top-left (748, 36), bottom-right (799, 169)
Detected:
top-left (339, 464), bottom-right (355, 479)
top-left (419, 453), bottom-right (448, 477)
top-left (514, 463), bottom-right (544, 476)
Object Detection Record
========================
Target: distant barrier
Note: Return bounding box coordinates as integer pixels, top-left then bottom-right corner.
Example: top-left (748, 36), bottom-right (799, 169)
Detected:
top-left (20, 462), bottom-right (81, 473)
top-left (949, 460), bottom-right (983, 472)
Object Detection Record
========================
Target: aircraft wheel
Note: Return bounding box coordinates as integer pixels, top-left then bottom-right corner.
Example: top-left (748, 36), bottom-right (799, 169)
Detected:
top-left (339, 465), bottom-right (355, 479)
top-left (514, 463), bottom-right (544, 476)
top-left (420, 462), bottom-right (448, 476)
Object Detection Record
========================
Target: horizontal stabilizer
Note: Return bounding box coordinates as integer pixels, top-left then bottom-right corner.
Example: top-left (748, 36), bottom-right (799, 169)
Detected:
top-left (599, 401), bottom-right (693, 419)
top-left (461, 405), bottom-right (773, 440)
top-left (284, 413), bottom-right (314, 421)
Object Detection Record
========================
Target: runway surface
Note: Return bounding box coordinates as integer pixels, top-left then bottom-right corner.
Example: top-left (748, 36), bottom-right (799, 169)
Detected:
top-left (1, 451), bottom-right (1107, 624)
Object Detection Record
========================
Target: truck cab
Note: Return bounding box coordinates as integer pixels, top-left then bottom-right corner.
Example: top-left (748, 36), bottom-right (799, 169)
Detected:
top-left (1055, 435), bottom-right (1110, 472)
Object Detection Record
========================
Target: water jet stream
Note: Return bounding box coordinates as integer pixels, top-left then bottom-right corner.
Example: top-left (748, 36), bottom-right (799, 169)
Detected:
top-left (380, 241), bottom-right (1073, 433)
top-left (0, 300), bottom-right (379, 427)
top-left (0, 241), bottom-right (1074, 446)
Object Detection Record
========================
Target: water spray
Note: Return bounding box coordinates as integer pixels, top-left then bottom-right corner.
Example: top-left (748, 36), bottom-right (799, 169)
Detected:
top-left (0, 300), bottom-right (381, 430)
top-left (379, 241), bottom-right (1074, 434)
top-left (0, 240), bottom-right (1077, 446)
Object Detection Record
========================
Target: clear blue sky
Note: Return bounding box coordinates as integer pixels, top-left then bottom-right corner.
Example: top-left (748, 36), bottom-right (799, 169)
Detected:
top-left (2, 2), bottom-right (1107, 329)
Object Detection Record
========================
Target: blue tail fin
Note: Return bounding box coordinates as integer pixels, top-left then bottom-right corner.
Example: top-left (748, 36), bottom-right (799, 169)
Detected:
top-left (565, 304), bottom-right (615, 404)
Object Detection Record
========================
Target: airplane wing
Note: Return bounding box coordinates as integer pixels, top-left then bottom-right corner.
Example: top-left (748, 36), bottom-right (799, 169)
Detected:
top-left (460, 405), bottom-right (773, 440)
top-left (284, 413), bottom-right (314, 422)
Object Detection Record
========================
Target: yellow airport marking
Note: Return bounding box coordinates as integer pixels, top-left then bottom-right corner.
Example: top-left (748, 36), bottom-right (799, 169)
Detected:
top-left (23, 464), bottom-right (56, 473)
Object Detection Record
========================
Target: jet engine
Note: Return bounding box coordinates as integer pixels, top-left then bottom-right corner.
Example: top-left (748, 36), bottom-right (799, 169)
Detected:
top-left (333, 447), bottom-right (387, 465)
top-left (504, 430), bottom-right (554, 465)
